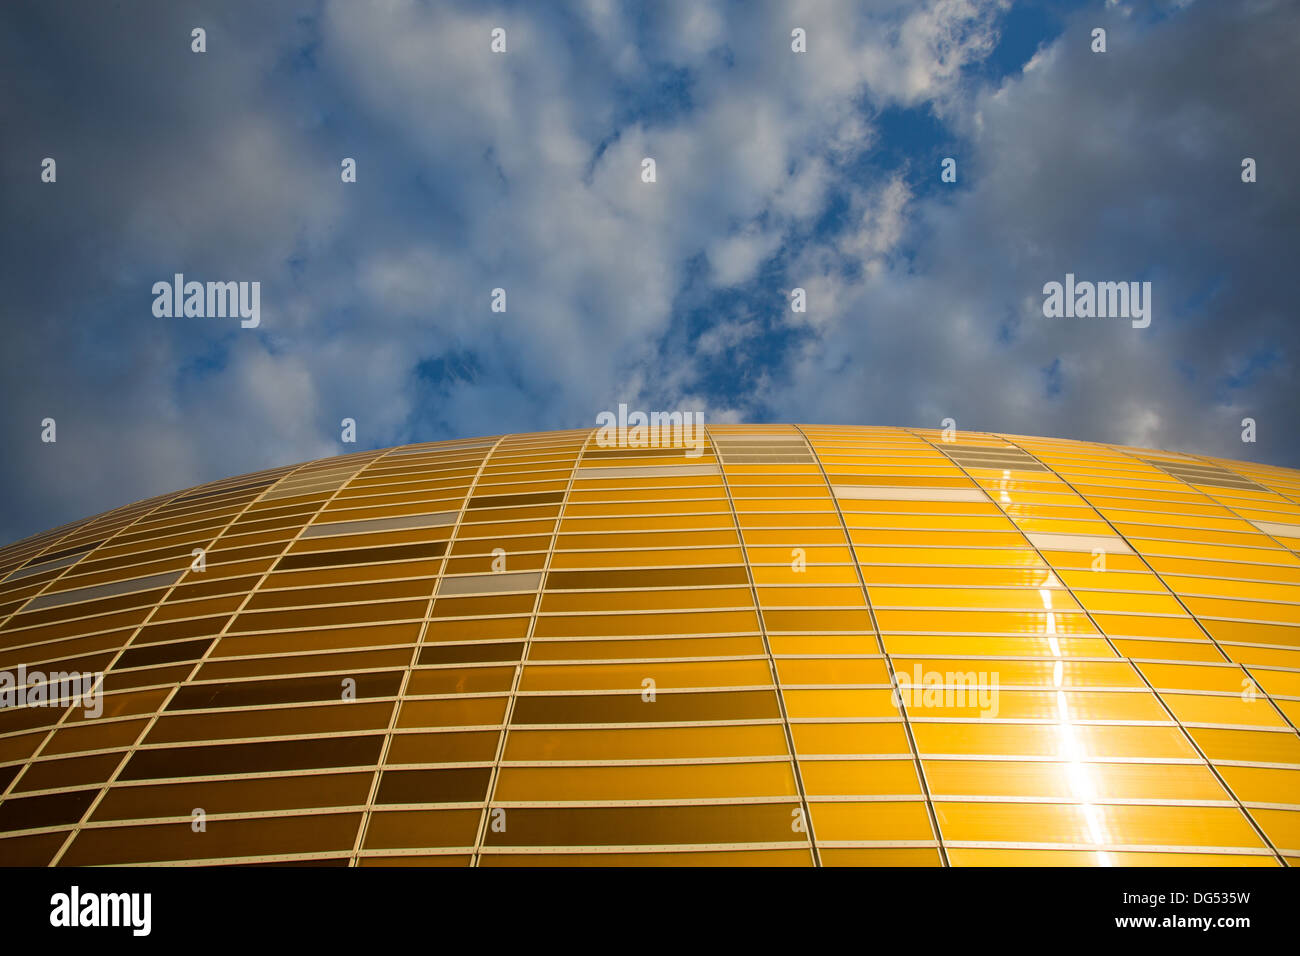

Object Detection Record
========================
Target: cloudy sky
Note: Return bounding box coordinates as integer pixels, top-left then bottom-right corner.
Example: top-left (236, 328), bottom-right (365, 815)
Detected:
top-left (1, 0), bottom-right (1296, 545)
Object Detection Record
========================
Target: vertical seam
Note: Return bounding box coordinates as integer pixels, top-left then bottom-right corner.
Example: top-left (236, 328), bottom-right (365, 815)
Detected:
top-left (714, 427), bottom-right (820, 866)
top-left (925, 431), bottom-right (1283, 865)
top-left (797, 425), bottom-right (949, 866)
top-left (1173, 450), bottom-right (1300, 738)
top-left (351, 436), bottom-right (508, 865)
top-left (0, 491), bottom-right (194, 806)
top-left (470, 431), bottom-right (586, 866)
top-left (46, 451), bottom-right (378, 866)
top-left (996, 437), bottom-right (1289, 862)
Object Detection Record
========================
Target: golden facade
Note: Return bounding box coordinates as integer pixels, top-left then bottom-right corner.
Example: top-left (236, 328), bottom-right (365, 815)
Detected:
top-left (0, 425), bottom-right (1297, 866)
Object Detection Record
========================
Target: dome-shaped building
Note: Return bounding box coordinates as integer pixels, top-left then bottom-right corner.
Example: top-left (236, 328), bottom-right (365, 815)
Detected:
top-left (0, 425), bottom-right (1297, 866)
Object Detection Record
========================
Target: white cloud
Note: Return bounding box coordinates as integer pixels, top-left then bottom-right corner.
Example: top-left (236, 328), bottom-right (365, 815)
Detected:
top-left (3, 0), bottom-right (1294, 546)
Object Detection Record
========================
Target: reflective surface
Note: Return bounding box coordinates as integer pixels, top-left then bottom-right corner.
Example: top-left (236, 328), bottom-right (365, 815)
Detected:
top-left (0, 425), bottom-right (1298, 866)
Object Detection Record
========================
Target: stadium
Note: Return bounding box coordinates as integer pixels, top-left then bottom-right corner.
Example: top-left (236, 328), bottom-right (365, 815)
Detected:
top-left (0, 425), bottom-right (1297, 866)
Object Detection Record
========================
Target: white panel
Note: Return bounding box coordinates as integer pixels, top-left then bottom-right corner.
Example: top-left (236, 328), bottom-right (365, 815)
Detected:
top-left (1025, 532), bottom-right (1134, 554)
top-left (303, 511), bottom-right (458, 538)
top-left (438, 571), bottom-right (543, 595)
top-left (26, 570), bottom-right (183, 611)
top-left (1250, 519), bottom-right (1300, 539)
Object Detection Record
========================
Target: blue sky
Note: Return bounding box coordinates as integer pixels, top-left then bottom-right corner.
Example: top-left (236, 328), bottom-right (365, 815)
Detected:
top-left (1, 0), bottom-right (1297, 544)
